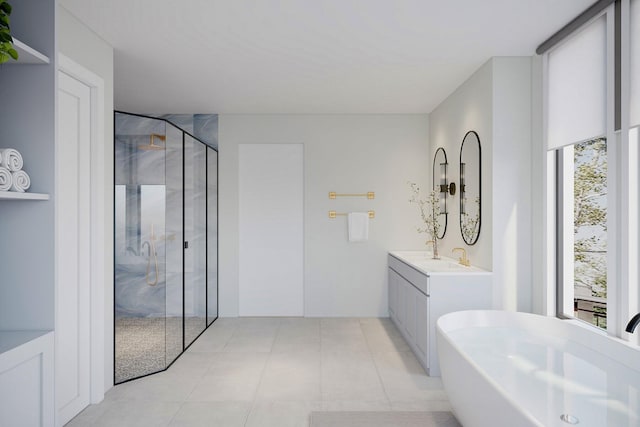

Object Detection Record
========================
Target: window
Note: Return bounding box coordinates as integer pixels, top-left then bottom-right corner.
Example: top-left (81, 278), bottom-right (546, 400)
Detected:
top-left (557, 139), bottom-right (608, 329)
top-left (546, 1), bottom-right (640, 338)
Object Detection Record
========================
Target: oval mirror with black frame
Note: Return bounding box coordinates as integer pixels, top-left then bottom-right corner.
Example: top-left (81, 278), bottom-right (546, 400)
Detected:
top-left (432, 147), bottom-right (449, 239)
top-left (459, 131), bottom-right (481, 245)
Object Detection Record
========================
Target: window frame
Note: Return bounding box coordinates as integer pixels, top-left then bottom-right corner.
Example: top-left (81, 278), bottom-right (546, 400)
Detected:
top-left (620, 0), bottom-right (640, 345)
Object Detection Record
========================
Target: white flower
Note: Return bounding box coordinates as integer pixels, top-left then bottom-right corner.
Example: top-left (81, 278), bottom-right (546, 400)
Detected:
top-left (408, 182), bottom-right (441, 240)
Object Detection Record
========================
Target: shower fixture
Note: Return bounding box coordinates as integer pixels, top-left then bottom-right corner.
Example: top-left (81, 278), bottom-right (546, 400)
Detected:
top-left (138, 133), bottom-right (166, 151)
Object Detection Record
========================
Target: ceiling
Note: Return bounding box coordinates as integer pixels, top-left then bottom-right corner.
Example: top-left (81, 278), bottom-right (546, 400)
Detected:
top-left (60, 0), bottom-right (593, 114)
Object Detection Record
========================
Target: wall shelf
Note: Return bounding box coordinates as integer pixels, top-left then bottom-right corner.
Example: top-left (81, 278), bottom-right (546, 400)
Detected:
top-left (0, 191), bottom-right (49, 200)
top-left (0, 330), bottom-right (52, 355)
top-left (9, 38), bottom-right (50, 65)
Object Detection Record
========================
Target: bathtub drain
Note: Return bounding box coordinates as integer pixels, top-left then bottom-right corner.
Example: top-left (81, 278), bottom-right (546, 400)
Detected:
top-left (560, 414), bottom-right (579, 424)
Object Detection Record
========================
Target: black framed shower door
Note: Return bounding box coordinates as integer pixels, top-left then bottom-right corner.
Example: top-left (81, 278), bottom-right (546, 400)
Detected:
top-left (113, 111), bottom-right (218, 384)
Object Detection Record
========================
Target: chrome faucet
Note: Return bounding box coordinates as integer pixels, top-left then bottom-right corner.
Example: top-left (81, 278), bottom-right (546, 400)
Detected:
top-left (452, 247), bottom-right (470, 266)
top-left (625, 313), bottom-right (640, 333)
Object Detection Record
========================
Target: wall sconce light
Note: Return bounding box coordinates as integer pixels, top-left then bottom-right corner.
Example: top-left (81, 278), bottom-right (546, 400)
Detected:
top-left (438, 160), bottom-right (456, 196)
top-left (440, 182), bottom-right (456, 196)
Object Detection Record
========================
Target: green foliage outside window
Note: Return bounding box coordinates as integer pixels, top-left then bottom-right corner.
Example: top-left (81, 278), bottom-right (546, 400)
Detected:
top-left (573, 138), bottom-right (607, 328)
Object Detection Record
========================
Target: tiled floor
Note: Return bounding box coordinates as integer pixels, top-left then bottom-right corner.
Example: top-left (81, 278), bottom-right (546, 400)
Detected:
top-left (67, 317), bottom-right (451, 427)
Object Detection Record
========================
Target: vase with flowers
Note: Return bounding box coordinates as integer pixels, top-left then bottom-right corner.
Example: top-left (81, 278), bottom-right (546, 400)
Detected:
top-left (408, 182), bottom-right (441, 259)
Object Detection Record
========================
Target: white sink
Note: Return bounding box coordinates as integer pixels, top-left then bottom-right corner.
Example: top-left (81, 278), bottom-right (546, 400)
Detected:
top-left (389, 251), bottom-right (488, 274)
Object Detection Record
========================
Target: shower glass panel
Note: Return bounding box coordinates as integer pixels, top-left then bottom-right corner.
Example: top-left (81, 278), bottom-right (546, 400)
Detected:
top-left (114, 112), bottom-right (217, 384)
top-left (114, 114), bottom-right (170, 383)
top-left (207, 148), bottom-right (218, 325)
top-left (164, 123), bottom-right (184, 363)
top-left (184, 134), bottom-right (207, 347)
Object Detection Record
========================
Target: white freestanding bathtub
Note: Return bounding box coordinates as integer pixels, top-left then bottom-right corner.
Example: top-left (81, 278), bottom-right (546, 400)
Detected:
top-left (436, 310), bottom-right (640, 427)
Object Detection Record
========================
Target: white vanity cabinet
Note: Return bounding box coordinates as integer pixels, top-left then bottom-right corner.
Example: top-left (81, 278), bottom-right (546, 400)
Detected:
top-left (388, 251), bottom-right (492, 376)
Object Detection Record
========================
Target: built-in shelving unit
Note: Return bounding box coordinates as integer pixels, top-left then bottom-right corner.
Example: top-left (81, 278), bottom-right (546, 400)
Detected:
top-left (0, 330), bottom-right (51, 354)
top-left (0, 330), bottom-right (54, 427)
top-left (0, 0), bottom-right (56, 331)
top-left (0, 40), bottom-right (49, 204)
top-left (11, 37), bottom-right (50, 64)
top-left (0, 1), bottom-right (56, 424)
top-left (0, 191), bottom-right (49, 200)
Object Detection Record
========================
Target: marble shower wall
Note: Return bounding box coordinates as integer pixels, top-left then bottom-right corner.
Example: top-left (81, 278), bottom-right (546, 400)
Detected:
top-left (159, 114), bottom-right (218, 149)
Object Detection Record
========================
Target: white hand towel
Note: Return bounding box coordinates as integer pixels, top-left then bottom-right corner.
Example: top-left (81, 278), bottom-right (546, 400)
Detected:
top-left (11, 170), bottom-right (30, 192)
top-left (0, 166), bottom-right (12, 191)
top-left (348, 212), bottom-right (369, 242)
top-left (0, 148), bottom-right (23, 171)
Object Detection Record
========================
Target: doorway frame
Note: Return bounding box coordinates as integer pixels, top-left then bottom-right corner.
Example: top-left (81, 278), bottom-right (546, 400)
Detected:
top-left (56, 53), bottom-right (106, 412)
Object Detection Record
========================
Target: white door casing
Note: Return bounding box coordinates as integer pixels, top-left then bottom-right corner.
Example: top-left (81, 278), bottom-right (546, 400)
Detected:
top-left (55, 55), bottom-right (105, 426)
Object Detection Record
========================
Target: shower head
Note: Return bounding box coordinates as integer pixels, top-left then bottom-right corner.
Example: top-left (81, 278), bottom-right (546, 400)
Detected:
top-left (138, 133), bottom-right (166, 151)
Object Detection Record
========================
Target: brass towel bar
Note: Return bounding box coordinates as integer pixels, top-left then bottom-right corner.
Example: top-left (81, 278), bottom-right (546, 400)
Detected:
top-left (329, 191), bottom-right (375, 199)
top-left (329, 210), bottom-right (375, 219)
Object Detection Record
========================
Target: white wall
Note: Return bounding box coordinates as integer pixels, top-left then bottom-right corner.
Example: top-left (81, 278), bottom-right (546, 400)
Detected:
top-left (429, 57), bottom-right (533, 311)
top-left (530, 55), bottom-right (548, 315)
top-left (429, 60), bottom-right (494, 271)
top-left (492, 57), bottom-right (532, 312)
top-left (219, 115), bottom-right (430, 317)
top-left (57, 5), bottom-right (114, 392)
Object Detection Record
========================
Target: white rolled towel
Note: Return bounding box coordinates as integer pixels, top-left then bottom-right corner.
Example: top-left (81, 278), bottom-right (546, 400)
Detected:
top-left (11, 170), bottom-right (30, 192)
top-left (0, 148), bottom-right (24, 171)
top-left (0, 166), bottom-right (12, 191)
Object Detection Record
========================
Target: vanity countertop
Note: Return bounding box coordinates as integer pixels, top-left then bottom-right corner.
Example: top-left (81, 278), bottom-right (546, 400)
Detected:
top-left (389, 251), bottom-right (491, 276)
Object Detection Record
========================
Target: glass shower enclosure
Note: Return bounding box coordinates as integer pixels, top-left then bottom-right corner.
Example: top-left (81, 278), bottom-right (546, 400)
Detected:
top-left (114, 112), bottom-right (218, 383)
